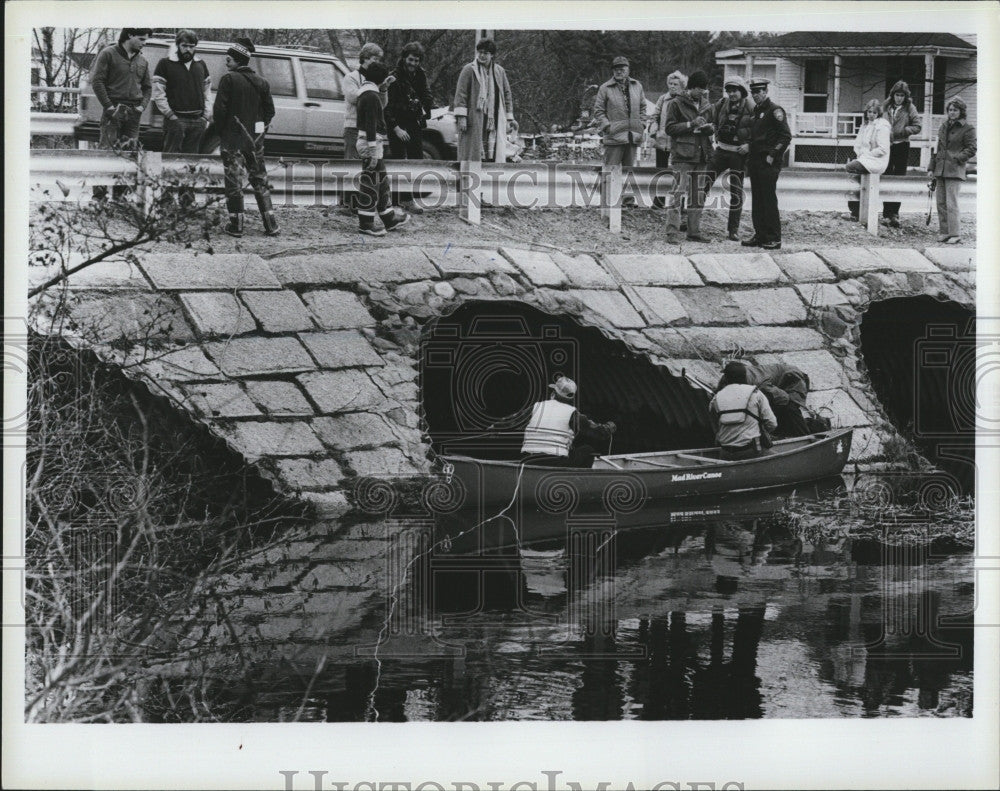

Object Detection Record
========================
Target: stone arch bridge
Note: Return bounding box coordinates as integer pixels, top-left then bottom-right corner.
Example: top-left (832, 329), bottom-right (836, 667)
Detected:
top-left (29, 242), bottom-right (975, 515)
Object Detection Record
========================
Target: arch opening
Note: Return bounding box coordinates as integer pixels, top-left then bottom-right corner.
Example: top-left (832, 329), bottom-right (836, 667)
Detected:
top-left (859, 296), bottom-right (977, 493)
top-left (419, 301), bottom-right (714, 461)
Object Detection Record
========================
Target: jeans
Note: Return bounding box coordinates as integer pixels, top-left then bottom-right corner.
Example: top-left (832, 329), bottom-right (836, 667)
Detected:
top-left (883, 141), bottom-right (909, 218)
top-left (845, 158), bottom-right (869, 216)
top-left (163, 115), bottom-right (207, 154)
top-left (706, 148), bottom-right (747, 234)
top-left (935, 177), bottom-right (963, 237)
top-left (666, 160), bottom-right (709, 235)
top-left (99, 104), bottom-right (141, 150)
top-left (221, 138), bottom-right (271, 214)
top-left (358, 157), bottom-right (391, 219)
top-left (604, 144), bottom-right (637, 166)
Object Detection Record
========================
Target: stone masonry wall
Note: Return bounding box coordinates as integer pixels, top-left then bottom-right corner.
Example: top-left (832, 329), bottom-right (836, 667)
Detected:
top-left (29, 243), bottom-right (975, 516)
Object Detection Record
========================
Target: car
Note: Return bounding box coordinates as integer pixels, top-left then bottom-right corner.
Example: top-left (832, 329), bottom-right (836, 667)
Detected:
top-left (73, 38), bottom-right (457, 160)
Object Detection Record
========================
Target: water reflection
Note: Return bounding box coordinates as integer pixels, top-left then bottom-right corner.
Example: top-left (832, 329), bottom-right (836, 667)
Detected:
top-left (183, 476), bottom-right (974, 721)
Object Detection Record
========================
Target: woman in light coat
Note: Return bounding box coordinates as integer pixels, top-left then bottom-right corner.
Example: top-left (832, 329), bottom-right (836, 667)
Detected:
top-left (844, 98), bottom-right (891, 220)
top-left (929, 97), bottom-right (977, 244)
top-left (649, 70), bottom-right (686, 208)
top-left (453, 38), bottom-right (515, 163)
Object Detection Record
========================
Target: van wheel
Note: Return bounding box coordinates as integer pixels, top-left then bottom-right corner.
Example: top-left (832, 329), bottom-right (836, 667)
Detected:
top-left (422, 140), bottom-right (443, 160)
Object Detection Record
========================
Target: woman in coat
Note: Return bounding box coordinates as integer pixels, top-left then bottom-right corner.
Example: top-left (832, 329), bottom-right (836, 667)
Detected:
top-left (453, 38), bottom-right (515, 163)
top-left (844, 98), bottom-right (891, 220)
top-left (880, 80), bottom-right (922, 227)
top-left (929, 97), bottom-right (977, 244)
top-left (649, 70), bottom-right (686, 208)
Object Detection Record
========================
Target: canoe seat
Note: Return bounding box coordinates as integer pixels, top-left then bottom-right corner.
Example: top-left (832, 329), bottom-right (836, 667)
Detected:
top-left (674, 453), bottom-right (727, 465)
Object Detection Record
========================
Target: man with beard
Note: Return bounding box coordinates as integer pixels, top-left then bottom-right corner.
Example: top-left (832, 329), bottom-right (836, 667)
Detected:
top-left (385, 41), bottom-right (433, 214)
top-left (213, 38), bottom-right (278, 237)
top-left (594, 56), bottom-right (647, 168)
top-left (152, 29), bottom-right (212, 154)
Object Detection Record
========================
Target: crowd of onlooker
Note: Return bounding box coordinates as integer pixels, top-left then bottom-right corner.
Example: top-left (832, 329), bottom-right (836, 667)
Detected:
top-left (90, 29), bottom-right (977, 243)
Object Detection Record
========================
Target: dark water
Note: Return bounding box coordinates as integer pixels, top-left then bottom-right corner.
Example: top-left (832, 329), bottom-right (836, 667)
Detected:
top-left (180, 476), bottom-right (974, 722)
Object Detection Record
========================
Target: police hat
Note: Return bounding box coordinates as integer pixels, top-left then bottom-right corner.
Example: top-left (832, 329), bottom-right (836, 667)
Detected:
top-left (612, 56), bottom-right (629, 68)
top-left (749, 78), bottom-right (770, 91)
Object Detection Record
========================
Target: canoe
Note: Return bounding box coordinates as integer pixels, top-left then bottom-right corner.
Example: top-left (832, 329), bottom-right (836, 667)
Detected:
top-left (440, 428), bottom-right (853, 514)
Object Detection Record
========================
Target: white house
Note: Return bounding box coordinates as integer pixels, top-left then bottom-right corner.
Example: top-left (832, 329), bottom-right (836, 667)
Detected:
top-left (716, 32), bottom-right (977, 169)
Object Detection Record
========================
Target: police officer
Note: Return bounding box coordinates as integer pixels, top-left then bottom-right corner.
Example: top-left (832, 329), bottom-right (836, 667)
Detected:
top-left (742, 78), bottom-right (791, 250)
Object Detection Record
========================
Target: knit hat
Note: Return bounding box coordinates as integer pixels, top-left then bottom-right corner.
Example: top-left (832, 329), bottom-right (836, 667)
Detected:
top-left (687, 70), bottom-right (709, 90)
top-left (228, 37), bottom-right (255, 66)
top-left (549, 375), bottom-right (577, 398)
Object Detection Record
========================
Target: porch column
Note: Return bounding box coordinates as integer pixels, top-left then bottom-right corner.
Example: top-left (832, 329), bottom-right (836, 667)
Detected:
top-left (746, 54), bottom-right (755, 81)
top-left (832, 54), bottom-right (842, 139)
top-left (922, 53), bottom-right (935, 169)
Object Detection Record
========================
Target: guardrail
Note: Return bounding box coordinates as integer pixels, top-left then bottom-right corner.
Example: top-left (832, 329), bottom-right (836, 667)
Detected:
top-left (30, 112), bottom-right (79, 136)
top-left (30, 149), bottom-right (974, 237)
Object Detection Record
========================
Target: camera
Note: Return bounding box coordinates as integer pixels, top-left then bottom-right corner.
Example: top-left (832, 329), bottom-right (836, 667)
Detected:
top-left (421, 315), bottom-right (578, 454)
top-left (913, 319), bottom-right (999, 438)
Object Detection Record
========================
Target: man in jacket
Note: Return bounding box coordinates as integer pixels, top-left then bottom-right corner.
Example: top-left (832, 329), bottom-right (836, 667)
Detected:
top-left (91, 28), bottom-right (152, 151)
top-left (742, 78), bottom-right (791, 250)
top-left (594, 56), bottom-right (647, 167)
top-left (355, 61), bottom-right (412, 237)
top-left (385, 41), bottom-right (433, 214)
top-left (709, 362), bottom-right (777, 460)
top-left (649, 70), bottom-right (687, 210)
top-left (706, 75), bottom-right (754, 242)
top-left (454, 38), bottom-right (516, 164)
top-left (881, 80), bottom-right (922, 228)
top-left (664, 69), bottom-right (714, 243)
top-left (928, 97), bottom-right (977, 244)
top-left (152, 29), bottom-right (212, 154)
top-left (520, 375), bottom-right (616, 468)
top-left (213, 38), bottom-right (278, 238)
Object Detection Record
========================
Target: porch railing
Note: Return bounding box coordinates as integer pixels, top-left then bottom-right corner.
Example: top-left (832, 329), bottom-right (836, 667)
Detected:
top-left (792, 111), bottom-right (947, 140)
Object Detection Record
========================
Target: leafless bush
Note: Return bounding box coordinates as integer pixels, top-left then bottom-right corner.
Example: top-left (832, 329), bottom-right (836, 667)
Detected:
top-left (24, 331), bottom-right (307, 722)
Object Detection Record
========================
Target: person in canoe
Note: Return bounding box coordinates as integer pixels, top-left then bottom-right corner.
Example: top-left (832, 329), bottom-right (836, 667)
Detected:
top-left (709, 361), bottom-right (778, 460)
top-left (751, 362), bottom-right (812, 438)
top-left (520, 374), bottom-right (617, 468)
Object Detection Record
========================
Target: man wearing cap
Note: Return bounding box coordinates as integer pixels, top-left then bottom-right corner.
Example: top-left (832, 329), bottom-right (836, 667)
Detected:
top-left (213, 38), bottom-right (279, 237)
top-left (152, 30), bottom-right (212, 155)
top-left (664, 69), bottom-right (715, 243)
top-left (593, 56), bottom-right (648, 167)
top-left (520, 375), bottom-right (617, 468)
top-left (705, 75), bottom-right (755, 242)
top-left (743, 78), bottom-right (791, 250)
top-left (91, 28), bottom-right (152, 151)
top-left (709, 362), bottom-right (778, 460)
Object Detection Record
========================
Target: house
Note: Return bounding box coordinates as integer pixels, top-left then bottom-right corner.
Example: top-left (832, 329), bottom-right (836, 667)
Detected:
top-left (715, 32), bottom-right (977, 169)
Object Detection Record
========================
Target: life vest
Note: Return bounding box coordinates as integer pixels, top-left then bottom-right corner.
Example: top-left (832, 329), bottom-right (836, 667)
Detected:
top-left (713, 383), bottom-right (763, 426)
top-left (521, 399), bottom-right (576, 457)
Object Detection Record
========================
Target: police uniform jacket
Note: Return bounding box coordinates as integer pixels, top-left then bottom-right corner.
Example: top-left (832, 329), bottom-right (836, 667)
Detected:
top-left (749, 97), bottom-right (792, 163)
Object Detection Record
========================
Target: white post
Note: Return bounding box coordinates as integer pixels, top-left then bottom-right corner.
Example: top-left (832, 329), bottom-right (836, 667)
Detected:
top-left (459, 160), bottom-right (481, 225)
top-left (922, 53), bottom-right (935, 170)
top-left (601, 164), bottom-right (622, 233)
top-left (832, 54), bottom-right (842, 139)
top-left (859, 173), bottom-right (880, 235)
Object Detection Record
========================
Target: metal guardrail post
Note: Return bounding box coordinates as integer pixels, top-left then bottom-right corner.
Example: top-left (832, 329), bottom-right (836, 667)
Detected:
top-left (136, 151), bottom-right (163, 212)
top-left (858, 173), bottom-right (880, 236)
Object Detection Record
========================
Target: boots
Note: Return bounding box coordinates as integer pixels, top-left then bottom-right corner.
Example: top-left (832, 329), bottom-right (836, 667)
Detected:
top-left (380, 210), bottom-right (410, 232)
top-left (358, 215), bottom-right (386, 237)
top-left (224, 213), bottom-right (244, 237)
top-left (255, 192), bottom-right (280, 236)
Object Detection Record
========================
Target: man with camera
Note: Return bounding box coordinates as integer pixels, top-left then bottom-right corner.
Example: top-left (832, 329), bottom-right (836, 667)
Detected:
top-left (705, 76), bottom-right (754, 242)
top-left (385, 41), bottom-right (434, 214)
top-left (520, 375), bottom-right (617, 469)
top-left (664, 69), bottom-right (715, 243)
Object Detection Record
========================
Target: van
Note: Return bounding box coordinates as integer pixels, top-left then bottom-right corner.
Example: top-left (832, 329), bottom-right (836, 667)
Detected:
top-left (73, 38), bottom-right (457, 159)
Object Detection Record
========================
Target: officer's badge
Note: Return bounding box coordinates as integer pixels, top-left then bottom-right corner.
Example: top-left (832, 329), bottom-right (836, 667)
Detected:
top-left (774, 108), bottom-right (785, 122)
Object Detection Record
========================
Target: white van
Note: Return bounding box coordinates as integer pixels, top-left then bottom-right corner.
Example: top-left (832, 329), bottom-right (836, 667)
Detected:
top-left (73, 38), bottom-right (457, 159)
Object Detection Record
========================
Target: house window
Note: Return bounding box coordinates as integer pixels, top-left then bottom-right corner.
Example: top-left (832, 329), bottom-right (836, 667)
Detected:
top-left (885, 56), bottom-right (925, 112)
top-left (803, 59), bottom-right (829, 112)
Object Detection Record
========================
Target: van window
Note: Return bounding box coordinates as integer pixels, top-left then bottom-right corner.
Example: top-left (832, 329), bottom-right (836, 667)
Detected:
top-left (200, 53), bottom-right (228, 89)
top-left (301, 59), bottom-right (343, 100)
top-left (257, 56), bottom-right (297, 97)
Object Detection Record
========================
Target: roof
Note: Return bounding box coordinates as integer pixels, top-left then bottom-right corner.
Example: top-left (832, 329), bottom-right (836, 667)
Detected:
top-left (734, 32), bottom-right (976, 56)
